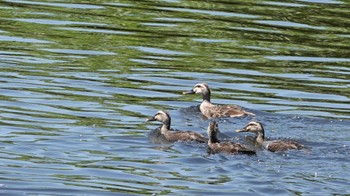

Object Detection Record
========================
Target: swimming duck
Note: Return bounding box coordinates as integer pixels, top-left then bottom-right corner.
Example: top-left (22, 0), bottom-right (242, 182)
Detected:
top-left (207, 121), bottom-right (255, 155)
top-left (147, 110), bottom-right (208, 143)
top-left (183, 83), bottom-right (254, 119)
top-left (236, 122), bottom-right (304, 152)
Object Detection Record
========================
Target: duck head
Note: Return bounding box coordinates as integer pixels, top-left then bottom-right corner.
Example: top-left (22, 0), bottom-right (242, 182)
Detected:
top-left (147, 110), bottom-right (171, 129)
top-left (183, 83), bottom-right (211, 102)
top-left (207, 121), bottom-right (220, 143)
top-left (236, 121), bottom-right (265, 139)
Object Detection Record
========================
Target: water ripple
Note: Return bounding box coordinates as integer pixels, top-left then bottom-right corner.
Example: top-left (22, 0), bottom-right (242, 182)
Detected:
top-left (159, 7), bottom-right (260, 19)
top-left (4, 0), bottom-right (105, 9)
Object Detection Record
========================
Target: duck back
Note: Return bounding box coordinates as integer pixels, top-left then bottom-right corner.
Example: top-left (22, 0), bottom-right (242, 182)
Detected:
top-left (265, 140), bottom-right (304, 152)
top-left (165, 130), bottom-right (208, 143)
top-left (209, 142), bottom-right (256, 155)
top-left (200, 102), bottom-right (254, 118)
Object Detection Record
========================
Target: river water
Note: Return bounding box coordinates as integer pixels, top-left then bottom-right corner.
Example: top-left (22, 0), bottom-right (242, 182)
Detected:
top-left (0, 0), bottom-right (349, 195)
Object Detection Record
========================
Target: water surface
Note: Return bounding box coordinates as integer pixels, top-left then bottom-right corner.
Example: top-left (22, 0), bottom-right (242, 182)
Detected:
top-left (0, 0), bottom-right (349, 195)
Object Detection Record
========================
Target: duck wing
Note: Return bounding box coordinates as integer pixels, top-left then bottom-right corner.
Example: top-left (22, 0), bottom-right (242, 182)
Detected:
top-left (209, 142), bottom-right (256, 155)
top-left (265, 140), bottom-right (304, 152)
top-left (210, 104), bottom-right (254, 118)
top-left (165, 131), bottom-right (208, 143)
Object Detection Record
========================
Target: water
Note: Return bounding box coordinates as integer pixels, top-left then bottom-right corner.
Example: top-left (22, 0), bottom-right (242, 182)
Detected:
top-left (0, 0), bottom-right (349, 195)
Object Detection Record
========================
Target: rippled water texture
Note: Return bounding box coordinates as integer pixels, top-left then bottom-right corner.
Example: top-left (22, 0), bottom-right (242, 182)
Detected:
top-left (0, 0), bottom-right (349, 195)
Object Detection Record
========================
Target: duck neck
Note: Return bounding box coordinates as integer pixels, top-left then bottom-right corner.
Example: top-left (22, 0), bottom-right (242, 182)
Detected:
top-left (160, 117), bottom-right (171, 133)
top-left (256, 129), bottom-right (265, 146)
top-left (202, 90), bottom-right (211, 103)
top-left (160, 124), bottom-right (169, 134)
top-left (209, 132), bottom-right (220, 144)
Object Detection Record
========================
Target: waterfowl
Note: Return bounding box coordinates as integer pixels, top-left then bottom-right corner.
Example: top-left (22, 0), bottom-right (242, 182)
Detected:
top-left (207, 121), bottom-right (255, 155)
top-left (147, 110), bottom-right (208, 143)
top-left (183, 83), bottom-right (254, 119)
top-left (236, 122), bottom-right (304, 152)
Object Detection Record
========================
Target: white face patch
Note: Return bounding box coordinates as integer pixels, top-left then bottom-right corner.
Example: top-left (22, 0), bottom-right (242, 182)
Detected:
top-left (246, 122), bottom-right (262, 132)
top-left (157, 111), bottom-right (167, 116)
top-left (154, 111), bottom-right (168, 121)
top-left (193, 83), bottom-right (207, 94)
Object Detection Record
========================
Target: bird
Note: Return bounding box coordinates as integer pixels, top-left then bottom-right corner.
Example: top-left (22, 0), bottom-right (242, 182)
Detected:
top-left (236, 121), bottom-right (304, 152)
top-left (146, 110), bottom-right (208, 143)
top-left (207, 121), bottom-right (256, 155)
top-left (183, 83), bottom-right (254, 119)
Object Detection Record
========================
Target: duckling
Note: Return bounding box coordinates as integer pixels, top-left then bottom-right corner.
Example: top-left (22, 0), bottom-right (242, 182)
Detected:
top-left (183, 83), bottom-right (254, 119)
top-left (147, 110), bottom-right (208, 143)
top-left (236, 121), bottom-right (304, 152)
top-left (207, 121), bottom-right (256, 155)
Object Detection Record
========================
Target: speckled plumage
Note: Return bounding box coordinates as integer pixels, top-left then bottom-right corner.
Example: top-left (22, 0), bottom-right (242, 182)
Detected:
top-left (147, 111), bottom-right (208, 143)
top-left (183, 83), bottom-right (254, 119)
top-left (207, 121), bottom-right (256, 155)
top-left (236, 121), bottom-right (304, 152)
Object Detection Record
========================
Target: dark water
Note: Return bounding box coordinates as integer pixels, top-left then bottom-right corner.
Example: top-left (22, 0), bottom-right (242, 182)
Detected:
top-left (0, 0), bottom-right (349, 195)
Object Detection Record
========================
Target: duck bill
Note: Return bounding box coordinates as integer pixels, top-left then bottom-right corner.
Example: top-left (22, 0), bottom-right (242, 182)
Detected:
top-left (235, 123), bottom-right (252, 132)
top-left (146, 116), bottom-right (156, 122)
top-left (182, 89), bottom-right (195, 95)
top-left (235, 128), bottom-right (248, 133)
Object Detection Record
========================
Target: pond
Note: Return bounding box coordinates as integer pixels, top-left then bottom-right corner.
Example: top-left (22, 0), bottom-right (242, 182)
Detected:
top-left (0, 0), bottom-right (349, 195)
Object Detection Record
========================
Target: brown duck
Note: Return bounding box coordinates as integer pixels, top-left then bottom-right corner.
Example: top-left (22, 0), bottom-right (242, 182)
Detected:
top-left (147, 110), bottom-right (208, 143)
top-left (236, 121), bottom-right (304, 152)
top-left (207, 121), bottom-right (255, 155)
top-left (183, 83), bottom-right (254, 119)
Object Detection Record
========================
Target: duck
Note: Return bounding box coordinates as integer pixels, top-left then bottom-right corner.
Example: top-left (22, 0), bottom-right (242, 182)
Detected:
top-left (207, 121), bottom-right (256, 155)
top-left (146, 110), bottom-right (208, 143)
top-left (183, 83), bottom-right (254, 119)
top-left (236, 121), bottom-right (304, 152)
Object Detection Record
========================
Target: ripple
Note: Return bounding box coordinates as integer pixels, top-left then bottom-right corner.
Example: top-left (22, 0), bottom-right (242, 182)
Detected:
top-left (155, 17), bottom-right (197, 22)
top-left (296, 0), bottom-right (344, 4)
top-left (262, 1), bottom-right (308, 7)
top-left (228, 27), bottom-right (282, 34)
top-left (41, 49), bottom-right (116, 56)
top-left (0, 54), bottom-right (64, 64)
top-left (255, 20), bottom-right (325, 30)
top-left (265, 56), bottom-right (350, 62)
top-left (12, 18), bottom-right (105, 26)
top-left (4, 0), bottom-right (105, 9)
top-left (111, 87), bottom-right (180, 98)
top-left (216, 58), bottom-right (256, 63)
top-left (141, 22), bottom-right (177, 27)
top-left (159, 7), bottom-right (260, 19)
top-left (192, 38), bottom-right (232, 43)
top-left (55, 27), bottom-right (135, 35)
top-left (104, 2), bottom-right (133, 7)
top-left (130, 58), bottom-right (158, 65)
top-left (0, 35), bottom-right (52, 43)
top-left (128, 46), bottom-right (192, 56)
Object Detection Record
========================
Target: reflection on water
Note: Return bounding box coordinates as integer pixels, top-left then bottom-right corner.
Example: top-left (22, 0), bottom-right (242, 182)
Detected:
top-left (0, 0), bottom-right (349, 195)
